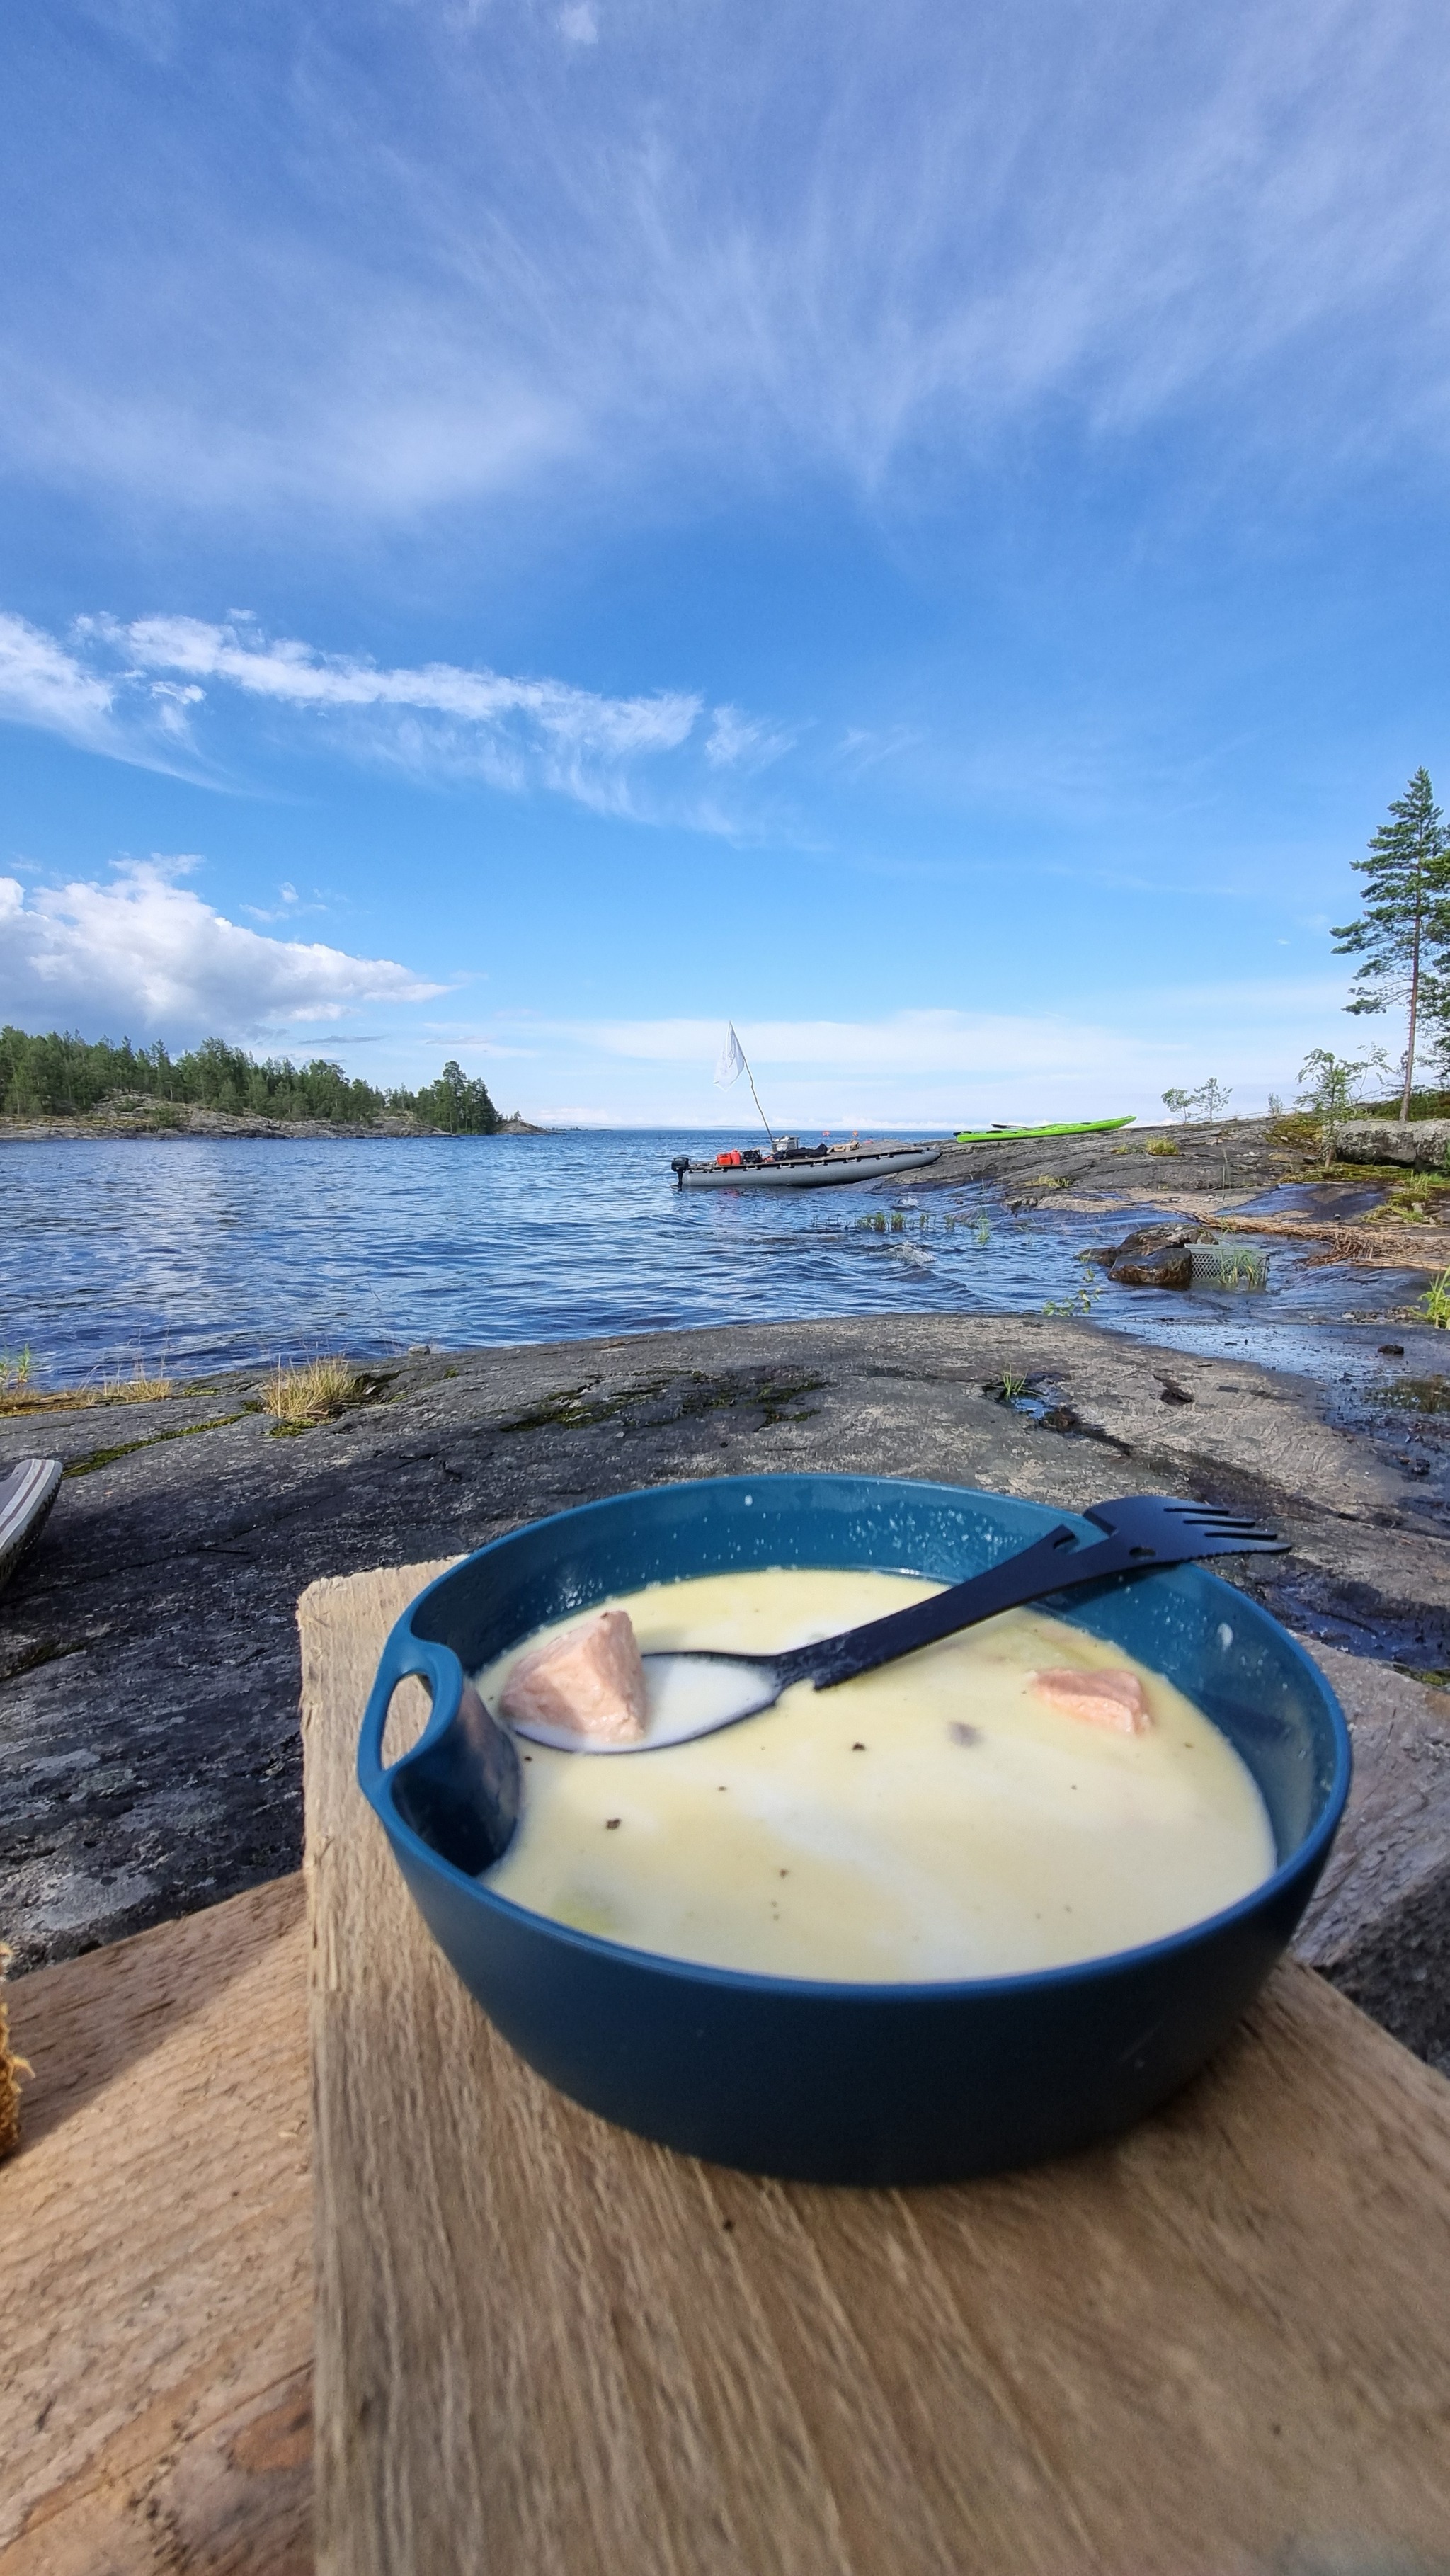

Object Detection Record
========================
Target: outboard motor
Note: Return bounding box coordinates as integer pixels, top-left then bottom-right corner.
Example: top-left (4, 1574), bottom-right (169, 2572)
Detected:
top-left (670, 1154), bottom-right (691, 1190)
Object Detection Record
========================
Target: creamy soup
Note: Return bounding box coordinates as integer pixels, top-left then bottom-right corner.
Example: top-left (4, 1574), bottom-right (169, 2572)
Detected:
top-left (475, 1568), bottom-right (1274, 1983)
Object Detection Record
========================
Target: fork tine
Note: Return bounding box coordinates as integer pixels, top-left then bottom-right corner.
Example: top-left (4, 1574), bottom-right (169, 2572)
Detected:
top-left (1088, 1496), bottom-right (1282, 1545)
top-left (1182, 1514), bottom-right (1276, 1533)
top-left (1178, 1519), bottom-right (1281, 1541)
top-left (1196, 1527), bottom-right (1284, 1546)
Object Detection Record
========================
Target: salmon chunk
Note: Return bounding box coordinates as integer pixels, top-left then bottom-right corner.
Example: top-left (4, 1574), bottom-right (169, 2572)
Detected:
top-left (1030, 1666), bottom-right (1151, 1734)
top-left (499, 1609), bottom-right (648, 1743)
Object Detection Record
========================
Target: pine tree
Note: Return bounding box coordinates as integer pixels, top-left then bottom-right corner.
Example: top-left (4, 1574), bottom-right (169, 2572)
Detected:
top-left (1332, 769), bottom-right (1450, 1122)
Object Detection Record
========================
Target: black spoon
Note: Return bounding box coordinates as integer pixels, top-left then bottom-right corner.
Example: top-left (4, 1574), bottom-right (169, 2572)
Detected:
top-left (502, 1493), bottom-right (1288, 1753)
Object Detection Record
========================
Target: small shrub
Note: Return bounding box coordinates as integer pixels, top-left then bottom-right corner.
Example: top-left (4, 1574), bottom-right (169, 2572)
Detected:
top-left (1296, 1046), bottom-right (1392, 1168)
top-left (1376, 1175), bottom-right (1450, 1225)
top-left (261, 1355), bottom-right (365, 1429)
top-left (1421, 1271), bottom-right (1450, 1329)
top-left (1146, 1139), bottom-right (1180, 1158)
top-left (1267, 1110), bottom-right (1320, 1152)
top-left (1162, 1078), bottom-right (1231, 1121)
top-left (1192, 1246), bottom-right (1268, 1291)
top-left (1, 1347), bottom-right (33, 1395)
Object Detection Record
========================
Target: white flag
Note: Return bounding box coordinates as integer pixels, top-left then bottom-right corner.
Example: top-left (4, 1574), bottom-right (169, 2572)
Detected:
top-left (713, 1022), bottom-right (746, 1087)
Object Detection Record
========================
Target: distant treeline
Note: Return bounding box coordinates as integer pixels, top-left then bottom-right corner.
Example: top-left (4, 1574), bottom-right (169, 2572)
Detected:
top-left (0, 1027), bottom-right (501, 1133)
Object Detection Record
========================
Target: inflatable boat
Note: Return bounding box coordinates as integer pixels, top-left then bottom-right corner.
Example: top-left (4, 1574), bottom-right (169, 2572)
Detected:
top-left (673, 1141), bottom-right (942, 1190)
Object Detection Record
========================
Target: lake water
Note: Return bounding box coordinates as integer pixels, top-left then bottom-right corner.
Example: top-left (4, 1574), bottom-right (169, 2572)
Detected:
top-left (0, 1129), bottom-right (1429, 1398)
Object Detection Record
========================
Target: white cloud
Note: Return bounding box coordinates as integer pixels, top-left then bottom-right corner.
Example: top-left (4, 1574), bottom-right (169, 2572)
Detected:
top-left (105, 614), bottom-right (695, 753)
top-left (0, 606), bottom-right (797, 826)
top-left (0, 610), bottom-right (118, 752)
top-left (496, 988), bottom-right (1354, 1124)
top-left (558, 4), bottom-right (599, 45)
top-left (105, 611), bottom-right (701, 814)
top-left (0, 859), bottom-right (444, 1040)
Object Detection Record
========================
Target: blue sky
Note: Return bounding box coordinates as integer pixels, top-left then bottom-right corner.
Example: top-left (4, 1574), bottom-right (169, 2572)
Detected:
top-left (3, 0), bottom-right (1448, 1126)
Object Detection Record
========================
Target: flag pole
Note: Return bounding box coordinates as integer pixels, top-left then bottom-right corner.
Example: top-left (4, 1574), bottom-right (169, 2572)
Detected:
top-left (715, 1022), bottom-right (780, 1151)
top-left (735, 1040), bottom-right (778, 1151)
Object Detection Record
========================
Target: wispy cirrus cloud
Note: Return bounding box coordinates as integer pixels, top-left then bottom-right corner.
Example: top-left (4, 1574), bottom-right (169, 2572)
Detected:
top-left (703, 705), bottom-right (797, 771)
top-left (0, 857), bottom-right (443, 1041)
top-left (6, 4), bottom-right (1450, 526)
top-left (0, 607), bottom-right (784, 823)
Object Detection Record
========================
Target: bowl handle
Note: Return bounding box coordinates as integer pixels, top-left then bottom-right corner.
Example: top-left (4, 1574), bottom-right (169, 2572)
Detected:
top-left (358, 1622), bottom-right (464, 1802)
top-left (359, 1619), bottom-right (523, 1874)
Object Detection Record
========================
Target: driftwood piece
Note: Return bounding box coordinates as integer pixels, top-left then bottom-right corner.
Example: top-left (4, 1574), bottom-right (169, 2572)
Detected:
top-left (0, 1876), bottom-right (312, 2574)
top-left (1209, 1207), bottom-right (1450, 1268)
top-left (302, 1562), bottom-right (1450, 2576)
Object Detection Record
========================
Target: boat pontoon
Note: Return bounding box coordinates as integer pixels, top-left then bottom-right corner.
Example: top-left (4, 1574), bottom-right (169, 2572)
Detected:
top-left (673, 1141), bottom-right (942, 1190)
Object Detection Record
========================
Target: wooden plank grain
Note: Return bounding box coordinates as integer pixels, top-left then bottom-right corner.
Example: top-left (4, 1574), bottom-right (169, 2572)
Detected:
top-left (0, 1874), bottom-right (312, 2574)
top-left (302, 1564), bottom-right (1450, 2576)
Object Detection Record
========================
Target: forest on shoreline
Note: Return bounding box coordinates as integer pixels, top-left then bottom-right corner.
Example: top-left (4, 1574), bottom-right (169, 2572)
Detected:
top-left (0, 1025), bottom-right (501, 1133)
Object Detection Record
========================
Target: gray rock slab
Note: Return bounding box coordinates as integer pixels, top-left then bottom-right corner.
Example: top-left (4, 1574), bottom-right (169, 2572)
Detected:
top-left (1331, 1119), bottom-right (1450, 1169)
top-left (3, 1314), bottom-right (1449, 2081)
top-left (901, 1115), bottom-right (1302, 1202)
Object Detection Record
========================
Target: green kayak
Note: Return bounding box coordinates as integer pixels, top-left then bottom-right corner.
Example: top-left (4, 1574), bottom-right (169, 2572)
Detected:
top-left (953, 1115), bottom-right (1136, 1144)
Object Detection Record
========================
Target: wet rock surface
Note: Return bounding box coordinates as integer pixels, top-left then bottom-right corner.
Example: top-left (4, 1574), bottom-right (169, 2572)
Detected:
top-left (1109, 1246), bottom-right (1196, 1289)
top-left (3, 1311), bottom-right (1449, 2079)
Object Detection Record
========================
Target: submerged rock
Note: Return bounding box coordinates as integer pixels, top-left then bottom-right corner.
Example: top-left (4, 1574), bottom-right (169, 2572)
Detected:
top-left (1104, 1222), bottom-right (1203, 1289)
top-left (1110, 1246), bottom-right (1194, 1289)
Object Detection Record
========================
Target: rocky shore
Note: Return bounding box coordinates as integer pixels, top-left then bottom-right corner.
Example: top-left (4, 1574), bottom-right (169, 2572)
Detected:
top-left (3, 1306), bottom-right (1449, 2075)
top-left (0, 1107), bottom-right (549, 1142)
top-left (913, 1115), bottom-right (1450, 1263)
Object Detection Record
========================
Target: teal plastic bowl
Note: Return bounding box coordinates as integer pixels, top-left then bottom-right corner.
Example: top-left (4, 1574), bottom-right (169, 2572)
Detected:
top-left (359, 1475), bottom-right (1350, 2184)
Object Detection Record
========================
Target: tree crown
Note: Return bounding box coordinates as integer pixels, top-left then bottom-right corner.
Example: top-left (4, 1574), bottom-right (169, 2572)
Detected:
top-left (1332, 767), bottom-right (1450, 1013)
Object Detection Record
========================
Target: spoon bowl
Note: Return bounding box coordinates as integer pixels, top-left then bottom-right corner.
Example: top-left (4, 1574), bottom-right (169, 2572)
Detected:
top-left (514, 1651), bottom-right (787, 1754)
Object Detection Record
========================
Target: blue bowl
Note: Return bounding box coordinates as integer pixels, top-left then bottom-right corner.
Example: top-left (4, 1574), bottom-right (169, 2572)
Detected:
top-left (359, 1475), bottom-right (1350, 2184)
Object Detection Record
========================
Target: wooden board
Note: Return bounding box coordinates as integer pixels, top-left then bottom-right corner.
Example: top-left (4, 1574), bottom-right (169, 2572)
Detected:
top-left (0, 1876), bottom-right (312, 2574)
top-left (302, 1563), bottom-right (1450, 2576)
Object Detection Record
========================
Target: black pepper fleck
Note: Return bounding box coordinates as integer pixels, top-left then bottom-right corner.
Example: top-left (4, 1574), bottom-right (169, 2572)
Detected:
top-left (605, 1817), bottom-right (621, 1830)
